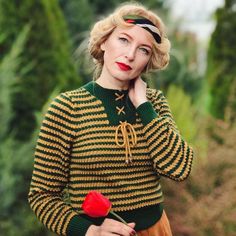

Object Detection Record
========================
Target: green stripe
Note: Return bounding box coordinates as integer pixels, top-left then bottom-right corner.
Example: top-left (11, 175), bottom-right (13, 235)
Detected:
top-left (69, 175), bottom-right (157, 183)
top-left (39, 126), bottom-right (72, 141)
top-left (35, 148), bottom-right (67, 160)
top-left (37, 141), bottom-right (68, 154)
top-left (154, 132), bottom-right (179, 165)
top-left (33, 173), bottom-right (67, 185)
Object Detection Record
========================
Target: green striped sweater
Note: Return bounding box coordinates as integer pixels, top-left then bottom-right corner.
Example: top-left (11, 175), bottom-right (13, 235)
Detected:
top-left (28, 81), bottom-right (193, 236)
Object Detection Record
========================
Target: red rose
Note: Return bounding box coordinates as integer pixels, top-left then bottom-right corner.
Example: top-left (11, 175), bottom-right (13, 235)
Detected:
top-left (81, 191), bottom-right (137, 235)
top-left (82, 191), bottom-right (112, 217)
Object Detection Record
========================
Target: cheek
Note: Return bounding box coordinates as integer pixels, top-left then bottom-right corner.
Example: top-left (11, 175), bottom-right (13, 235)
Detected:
top-left (103, 44), bottom-right (121, 61)
top-left (137, 57), bottom-right (150, 71)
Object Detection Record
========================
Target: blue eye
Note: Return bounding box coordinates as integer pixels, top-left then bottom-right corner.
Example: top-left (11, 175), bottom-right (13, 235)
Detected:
top-left (139, 47), bottom-right (150, 55)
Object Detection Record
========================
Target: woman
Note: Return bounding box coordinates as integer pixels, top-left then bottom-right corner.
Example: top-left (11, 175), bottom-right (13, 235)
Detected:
top-left (28, 2), bottom-right (194, 236)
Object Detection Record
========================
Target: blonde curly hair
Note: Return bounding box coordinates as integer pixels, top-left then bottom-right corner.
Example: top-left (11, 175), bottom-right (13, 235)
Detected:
top-left (88, 2), bottom-right (171, 78)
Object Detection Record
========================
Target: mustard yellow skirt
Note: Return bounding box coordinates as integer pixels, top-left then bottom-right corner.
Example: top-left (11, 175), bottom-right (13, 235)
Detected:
top-left (137, 211), bottom-right (173, 236)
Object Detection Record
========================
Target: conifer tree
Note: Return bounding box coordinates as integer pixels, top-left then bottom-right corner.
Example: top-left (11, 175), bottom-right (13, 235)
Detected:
top-left (206, 0), bottom-right (236, 124)
top-left (0, 0), bottom-right (80, 140)
top-left (59, 0), bottom-right (94, 48)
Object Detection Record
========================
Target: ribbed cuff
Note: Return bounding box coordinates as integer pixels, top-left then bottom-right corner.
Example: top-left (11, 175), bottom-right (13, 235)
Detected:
top-left (136, 101), bottom-right (158, 126)
top-left (67, 215), bottom-right (93, 236)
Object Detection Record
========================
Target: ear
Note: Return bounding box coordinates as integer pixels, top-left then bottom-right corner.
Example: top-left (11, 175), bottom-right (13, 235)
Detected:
top-left (100, 41), bottom-right (106, 51)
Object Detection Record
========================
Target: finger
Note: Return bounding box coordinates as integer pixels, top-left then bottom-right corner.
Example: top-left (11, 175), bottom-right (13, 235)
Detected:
top-left (127, 223), bottom-right (136, 236)
top-left (102, 219), bottom-right (135, 236)
top-left (127, 222), bottom-right (135, 229)
top-left (114, 223), bottom-right (135, 236)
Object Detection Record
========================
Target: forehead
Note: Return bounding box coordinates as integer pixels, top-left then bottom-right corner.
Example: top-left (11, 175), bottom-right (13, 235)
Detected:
top-left (111, 25), bottom-right (154, 45)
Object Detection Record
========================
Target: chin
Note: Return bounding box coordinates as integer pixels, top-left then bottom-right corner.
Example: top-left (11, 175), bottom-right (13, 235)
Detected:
top-left (115, 77), bottom-right (134, 83)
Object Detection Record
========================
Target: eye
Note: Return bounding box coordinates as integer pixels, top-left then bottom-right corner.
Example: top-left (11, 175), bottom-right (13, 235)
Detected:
top-left (118, 37), bottom-right (129, 44)
top-left (139, 47), bottom-right (150, 55)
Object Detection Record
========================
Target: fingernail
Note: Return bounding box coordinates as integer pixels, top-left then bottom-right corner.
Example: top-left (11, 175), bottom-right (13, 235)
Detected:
top-left (130, 230), bottom-right (137, 236)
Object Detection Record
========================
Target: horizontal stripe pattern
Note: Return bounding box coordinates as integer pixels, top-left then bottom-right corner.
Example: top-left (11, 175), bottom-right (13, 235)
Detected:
top-left (28, 86), bottom-right (193, 235)
top-left (146, 89), bottom-right (194, 181)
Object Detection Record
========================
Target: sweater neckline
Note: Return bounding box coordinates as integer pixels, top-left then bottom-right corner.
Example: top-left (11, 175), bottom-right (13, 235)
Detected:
top-left (83, 81), bottom-right (130, 104)
top-left (83, 81), bottom-right (136, 125)
top-left (93, 81), bottom-right (129, 95)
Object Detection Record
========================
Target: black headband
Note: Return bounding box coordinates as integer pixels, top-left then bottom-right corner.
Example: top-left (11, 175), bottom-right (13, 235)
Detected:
top-left (123, 15), bottom-right (161, 44)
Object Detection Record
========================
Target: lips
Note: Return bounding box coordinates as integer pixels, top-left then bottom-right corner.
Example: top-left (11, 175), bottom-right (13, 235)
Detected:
top-left (116, 62), bottom-right (132, 71)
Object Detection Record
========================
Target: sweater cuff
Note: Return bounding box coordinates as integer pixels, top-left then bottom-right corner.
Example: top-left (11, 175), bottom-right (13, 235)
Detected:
top-left (67, 215), bottom-right (93, 236)
top-left (136, 101), bottom-right (158, 126)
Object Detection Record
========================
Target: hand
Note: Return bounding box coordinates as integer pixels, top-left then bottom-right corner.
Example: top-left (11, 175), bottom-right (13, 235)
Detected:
top-left (86, 218), bottom-right (136, 236)
top-left (128, 77), bottom-right (148, 108)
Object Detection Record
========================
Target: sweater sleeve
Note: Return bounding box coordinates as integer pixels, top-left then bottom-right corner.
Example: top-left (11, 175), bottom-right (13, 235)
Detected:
top-left (136, 90), bottom-right (194, 181)
top-left (28, 93), bottom-right (92, 236)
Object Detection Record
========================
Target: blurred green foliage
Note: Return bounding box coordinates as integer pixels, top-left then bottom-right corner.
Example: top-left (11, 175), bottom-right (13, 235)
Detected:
top-left (59, 0), bottom-right (94, 48)
top-left (148, 31), bottom-right (203, 103)
top-left (0, 27), bottom-right (48, 235)
top-left (0, 25), bottom-right (29, 140)
top-left (0, 0), bottom-right (235, 235)
top-left (166, 85), bottom-right (197, 144)
top-left (206, 0), bottom-right (236, 124)
top-left (0, 0), bottom-right (80, 141)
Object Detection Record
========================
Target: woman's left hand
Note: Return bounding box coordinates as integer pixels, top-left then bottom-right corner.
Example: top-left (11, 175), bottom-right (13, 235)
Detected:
top-left (129, 77), bottom-right (148, 108)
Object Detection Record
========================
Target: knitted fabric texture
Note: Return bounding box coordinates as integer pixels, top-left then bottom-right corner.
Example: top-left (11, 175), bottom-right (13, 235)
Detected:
top-left (28, 81), bottom-right (193, 236)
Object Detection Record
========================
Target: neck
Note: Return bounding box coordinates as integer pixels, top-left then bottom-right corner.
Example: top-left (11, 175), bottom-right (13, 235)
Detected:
top-left (96, 72), bottom-right (130, 91)
top-left (96, 78), bottom-right (129, 90)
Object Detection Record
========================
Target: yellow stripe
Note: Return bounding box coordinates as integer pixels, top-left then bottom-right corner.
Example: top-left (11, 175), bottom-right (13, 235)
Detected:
top-left (43, 114), bottom-right (76, 130)
top-left (55, 95), bottom-right (74, 107)
top-left (173, 143), bottom-right (191, 177)
top-left (35, 146), bottom-right (68, 158)
top-left (75, 99), bottom-right (102, 108)
top-left (31, 180), bottom-right (62, 191)
top-left (70, 165), bottom-right (153, 175)
top-left (35, 150), bottom-right (68, 161)
top-left (42, 120), bottom-right (75, 138)
top-left (50, 101), bottom-right (73, 114)
top-left (70, 198), bottom-right (163, 212)
top-left (70, 189), bottom-right (162, 205)
top-left (32, 172), bottom-right (66, 184)
top-left (47, 107), bottom-right (80, 122)
top-left (69, 180), bottom-right (160, 191)
top-left (74, 127), bottom-right (145, 144)
top-left (77, 113), bottom-right (107, 122)
top-left (157, 134), bottom-right (181, 168)
top-left (37, 139), bottom-right (69, 152)
top-left (151, 132), bottom-right (180, 162)
top-left (112, 199), bottom-right (163, 211)
top-left (34, 155), bottom-right (68, 167)
top-left (77, 106), bottom-right (105, 114)
top-left (33, 164), bottom-right (66, 178)
top-left (73, 141), bottom-right (147, 151)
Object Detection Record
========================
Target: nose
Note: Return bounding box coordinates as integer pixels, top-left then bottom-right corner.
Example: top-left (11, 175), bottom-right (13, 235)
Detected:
top-left (125, 46), bottom-right (136, 61)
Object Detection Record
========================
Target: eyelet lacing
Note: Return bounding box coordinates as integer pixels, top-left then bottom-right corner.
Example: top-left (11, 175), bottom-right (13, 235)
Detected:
top-left (114, 92), bottom-right (137, 164)
top-left (115, 121), bottom-right (137, 164)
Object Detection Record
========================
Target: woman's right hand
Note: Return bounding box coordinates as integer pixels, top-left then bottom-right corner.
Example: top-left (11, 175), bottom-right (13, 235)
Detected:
top-left (86, 218), bottom-right (136, 236)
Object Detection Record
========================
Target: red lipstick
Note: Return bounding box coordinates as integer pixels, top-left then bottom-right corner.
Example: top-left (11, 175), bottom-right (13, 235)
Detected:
top-left (116, 62), bottom-right (132, 71)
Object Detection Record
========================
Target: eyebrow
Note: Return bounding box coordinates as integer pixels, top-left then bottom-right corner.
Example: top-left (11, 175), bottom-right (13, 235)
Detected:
top-left (120, 32), bottom-right (152, 49)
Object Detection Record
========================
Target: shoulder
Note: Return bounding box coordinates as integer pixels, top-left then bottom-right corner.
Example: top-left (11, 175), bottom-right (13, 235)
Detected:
top-left (62, 87), bottom-right (89, 101)
top-left (55, 82), bottom-right (94, 105)
top-left (45, 86), bottom-right (88, 114)
top-left (51, 82), bottom-right (98, 115)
